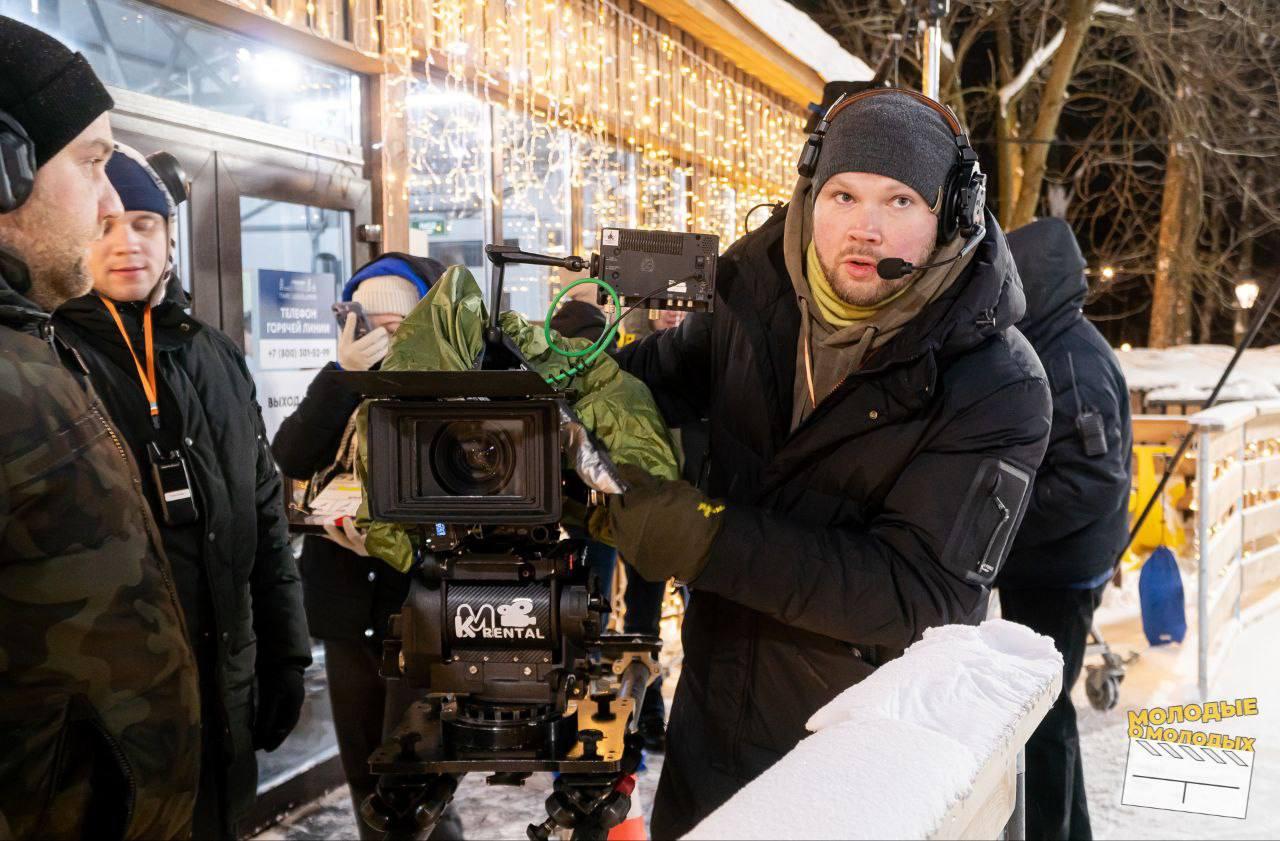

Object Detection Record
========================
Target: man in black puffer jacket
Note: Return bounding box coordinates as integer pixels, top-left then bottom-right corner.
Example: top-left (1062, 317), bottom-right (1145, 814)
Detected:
top-left (53, 144), bottom-right (311, 838)
top-left (998, 217), bottom-right (1132, 841)
top-left (601, 90), bottom-right (1053, 837)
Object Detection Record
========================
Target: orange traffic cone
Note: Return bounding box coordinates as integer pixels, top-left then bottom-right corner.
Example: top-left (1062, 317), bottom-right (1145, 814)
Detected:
top-left (608, 774), bottom-right (647, 841)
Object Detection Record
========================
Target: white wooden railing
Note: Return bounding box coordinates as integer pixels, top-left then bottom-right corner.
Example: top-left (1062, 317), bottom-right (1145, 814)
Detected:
top-left (682, 620), bottom-right (1062, 840)
top-left (1189, 400), bottom-right (1280, 698)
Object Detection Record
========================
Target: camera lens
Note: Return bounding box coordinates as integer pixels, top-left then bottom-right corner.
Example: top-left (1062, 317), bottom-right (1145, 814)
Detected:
top-left (433, 421), bottom-right (517, 496)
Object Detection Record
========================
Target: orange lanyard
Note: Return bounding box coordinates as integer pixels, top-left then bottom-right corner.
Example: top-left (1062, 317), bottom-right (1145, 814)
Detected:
top-left (99, 297), bottom-right (160, 428)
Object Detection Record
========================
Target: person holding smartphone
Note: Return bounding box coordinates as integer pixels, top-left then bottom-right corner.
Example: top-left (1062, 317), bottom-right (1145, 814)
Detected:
top-left (272, 252), bottom-right (452, 840)
top-left (52, 142), bottom-right (312, 838)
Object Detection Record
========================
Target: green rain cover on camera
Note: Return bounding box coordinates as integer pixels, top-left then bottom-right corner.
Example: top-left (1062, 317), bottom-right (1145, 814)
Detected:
top-left (355, 265), bottom-right (680, 572)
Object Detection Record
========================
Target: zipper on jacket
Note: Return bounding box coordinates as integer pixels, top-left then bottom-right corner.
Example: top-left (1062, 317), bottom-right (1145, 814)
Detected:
top-left (88, 404), bottom-right (190, 636)
top-left (977, 496), bottom-right (1012, 579)
top-left (92, 404), bottom-right (130, 464)
top-left (94, 716), bottom-right (137, 831)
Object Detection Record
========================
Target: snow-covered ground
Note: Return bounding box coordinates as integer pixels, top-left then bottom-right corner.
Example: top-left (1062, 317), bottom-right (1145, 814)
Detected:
top-left (1080, 597), bottom-right (1280, 839)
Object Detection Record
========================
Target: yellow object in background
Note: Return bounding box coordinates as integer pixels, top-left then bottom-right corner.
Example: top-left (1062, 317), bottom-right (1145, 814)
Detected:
top-left (1126, 444), bottom-right (1188, 569)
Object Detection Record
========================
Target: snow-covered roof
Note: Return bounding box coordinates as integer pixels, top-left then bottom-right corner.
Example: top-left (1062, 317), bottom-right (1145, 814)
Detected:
top-left (725, 0), bottom-right (873, 83)
top-left (1119, 344), bottom-right (1280, 403)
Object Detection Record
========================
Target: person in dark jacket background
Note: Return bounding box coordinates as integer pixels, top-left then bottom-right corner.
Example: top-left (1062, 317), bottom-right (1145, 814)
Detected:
top-left (549, 282), bottom-right (613, 345)
top-left (601, 89), bottom-right (1053, 837)
top-left (53, 143), bottom-right (312, 838)
top-left (998, 217), bottom-right (1132, 841)
top-left (271, 252), bottom-right (455, 840)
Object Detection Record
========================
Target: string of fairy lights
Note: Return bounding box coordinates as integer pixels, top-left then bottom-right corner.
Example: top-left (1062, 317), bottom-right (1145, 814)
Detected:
top-left (1196, 429), bottom-right (1280, 583)
top-left (357, 0), bottom-right (806, 315)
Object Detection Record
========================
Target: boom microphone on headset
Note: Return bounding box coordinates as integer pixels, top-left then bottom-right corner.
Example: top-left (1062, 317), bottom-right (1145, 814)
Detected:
top-left (875, 224), bottom-right (986, 280)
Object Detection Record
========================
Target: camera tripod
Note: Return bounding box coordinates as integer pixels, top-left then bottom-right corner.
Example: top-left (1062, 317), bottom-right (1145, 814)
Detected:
top-left (360, 717), bottom-right (647, 841)
top-left (361, 650), bottom-right (659, 841)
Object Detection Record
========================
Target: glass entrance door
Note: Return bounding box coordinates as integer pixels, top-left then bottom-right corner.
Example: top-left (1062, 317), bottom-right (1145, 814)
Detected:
top-left (238, 197), bottom-right (354, 439)
top-left (209, 152), bottom-right (371, 808)
top-left (213, 151), bottom-right (371, 439)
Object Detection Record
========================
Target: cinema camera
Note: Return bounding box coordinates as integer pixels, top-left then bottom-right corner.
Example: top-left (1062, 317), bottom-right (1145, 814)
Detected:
top-left (343, 228), bottom-right (717, 840)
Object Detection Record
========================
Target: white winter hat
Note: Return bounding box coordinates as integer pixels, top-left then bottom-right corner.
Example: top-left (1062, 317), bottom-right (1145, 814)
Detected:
top-left (351, 275), bottom-right (421, 317)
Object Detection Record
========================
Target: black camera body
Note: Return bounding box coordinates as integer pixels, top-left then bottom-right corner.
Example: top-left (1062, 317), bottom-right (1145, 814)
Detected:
top-left (341, 229), bottom-right (715, 837)
top-left (366, 397), bottom-right (562, 524)
top-left (333, 371), bottom-right (657, 783)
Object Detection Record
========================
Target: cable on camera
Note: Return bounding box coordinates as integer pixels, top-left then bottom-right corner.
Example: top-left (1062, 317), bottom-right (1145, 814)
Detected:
top-left (541, 275), bottom-right (699, 387)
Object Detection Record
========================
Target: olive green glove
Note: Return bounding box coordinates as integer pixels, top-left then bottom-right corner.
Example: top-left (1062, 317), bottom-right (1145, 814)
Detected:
top-left (591, 464), bottom-right (727, 584)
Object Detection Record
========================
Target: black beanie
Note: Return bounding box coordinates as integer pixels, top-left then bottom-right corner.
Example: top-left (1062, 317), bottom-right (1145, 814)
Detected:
top-left (0, 16), bottom-right (114, 167)
top-left (812, 90), bottom-right (958, 210)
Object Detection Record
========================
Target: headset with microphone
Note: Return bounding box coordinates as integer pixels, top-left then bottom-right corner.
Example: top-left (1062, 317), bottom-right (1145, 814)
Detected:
top-left (0, 109), bottom-right (37, 214)
top-left (796, 87), bottom-right (988, 281)
top-left (875, 231), bottom-right (985, 280)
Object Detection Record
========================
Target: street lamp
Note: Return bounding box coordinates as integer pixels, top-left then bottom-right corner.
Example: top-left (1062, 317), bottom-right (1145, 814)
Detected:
top-left (1234, 280), bottom-right (1260, 344)
top-left (1236, 280), bottom-right (1260, 310)
top-left (1100, 265), bottom-right (1116, 281)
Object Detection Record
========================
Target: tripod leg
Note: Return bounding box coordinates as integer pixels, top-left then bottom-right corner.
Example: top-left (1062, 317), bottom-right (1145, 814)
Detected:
top-left (527, 774), bottom-right (637, 841)
top-left (362, 773), bottom-right (462, 840)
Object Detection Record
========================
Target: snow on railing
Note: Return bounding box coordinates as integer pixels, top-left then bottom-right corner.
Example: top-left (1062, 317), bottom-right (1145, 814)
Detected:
top-left (1188, 400), bottom-right (1280, 699)
top-left (682, 620), bottom-right (1062, 840)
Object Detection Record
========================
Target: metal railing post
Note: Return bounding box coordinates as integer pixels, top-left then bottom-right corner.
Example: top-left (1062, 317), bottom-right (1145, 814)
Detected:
top-left (1006, 747), bottom-right (1026, 840)
top-left (1197, 427), bottom-right (1211, 701)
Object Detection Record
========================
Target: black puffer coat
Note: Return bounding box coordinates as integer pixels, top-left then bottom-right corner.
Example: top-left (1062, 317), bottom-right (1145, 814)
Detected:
top-left (271, 362), bottom-right (412, 643)
top-left (615, 209), bottom-right (1052, 837)
top-left (998, 217), bottom-right (1132, 589)
top-left (52, 288), bottom-right (311, 827)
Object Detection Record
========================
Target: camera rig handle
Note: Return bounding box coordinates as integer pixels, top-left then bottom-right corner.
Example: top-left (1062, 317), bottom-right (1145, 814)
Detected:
top-left (480, 244), bottom-right (590, 372)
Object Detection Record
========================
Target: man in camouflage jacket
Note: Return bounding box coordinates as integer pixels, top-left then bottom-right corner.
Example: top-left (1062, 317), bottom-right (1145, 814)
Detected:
top-left (0, 17), bottom-right (200, 839)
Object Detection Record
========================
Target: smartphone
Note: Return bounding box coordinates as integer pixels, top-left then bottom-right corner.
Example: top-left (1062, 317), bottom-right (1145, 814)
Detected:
top-left (333, 301), bottom-right (371, 339)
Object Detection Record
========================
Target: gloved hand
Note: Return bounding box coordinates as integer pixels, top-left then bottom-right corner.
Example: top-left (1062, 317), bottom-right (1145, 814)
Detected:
top-left (253, 666), bottom-right (306, 752)
top-left (321, 515), bottom-right (370, 556)
top-left (590, 464), bottom-right (727, 584)
top-left (337, 313), bottom-right (390, 371)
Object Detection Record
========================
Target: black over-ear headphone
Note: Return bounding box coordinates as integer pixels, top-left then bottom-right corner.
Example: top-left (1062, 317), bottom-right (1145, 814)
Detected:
top-left (0, 110), bottom-right (37, 214)
top-left (145, 150), bottom-right (189, 206)
top-left (796, 87), bottom-right (987, 244)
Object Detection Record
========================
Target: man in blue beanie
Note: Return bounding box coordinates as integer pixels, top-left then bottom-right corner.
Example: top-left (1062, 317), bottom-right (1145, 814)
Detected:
top-left (54, 142), bottom-right (313, 839)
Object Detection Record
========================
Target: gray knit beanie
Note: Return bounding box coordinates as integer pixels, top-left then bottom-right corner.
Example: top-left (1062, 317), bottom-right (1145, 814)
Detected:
top-left (812, 91), bottom-right (958, 210)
